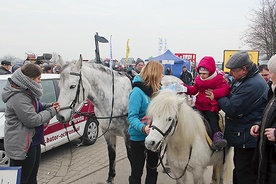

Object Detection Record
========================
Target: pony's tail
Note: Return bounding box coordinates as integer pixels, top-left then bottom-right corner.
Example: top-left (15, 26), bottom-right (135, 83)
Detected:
top-left (223, 146), bottom-right (234, 182)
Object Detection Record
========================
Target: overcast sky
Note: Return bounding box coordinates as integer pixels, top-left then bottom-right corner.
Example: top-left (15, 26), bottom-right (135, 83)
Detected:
top-left (0, 0), bottom-right (260, 62)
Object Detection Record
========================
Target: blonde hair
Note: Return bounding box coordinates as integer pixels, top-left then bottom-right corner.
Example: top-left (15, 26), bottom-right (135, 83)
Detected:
top-left (140, 60), bottom-right (164, 93)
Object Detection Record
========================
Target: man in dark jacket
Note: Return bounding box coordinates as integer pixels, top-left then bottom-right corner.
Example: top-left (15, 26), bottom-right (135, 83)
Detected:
top-left (218, 51), bottom-right (268, 184)
top-left (0, 60), bottom-right (12, 75)
top-left (179, 66), bottom-right (192, 86)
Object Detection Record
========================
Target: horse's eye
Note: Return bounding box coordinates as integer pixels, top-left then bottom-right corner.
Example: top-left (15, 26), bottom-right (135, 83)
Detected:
top-left (70, 85), bottom-right (76, 89)
top-left (168, 117), bottom-right (172, 121)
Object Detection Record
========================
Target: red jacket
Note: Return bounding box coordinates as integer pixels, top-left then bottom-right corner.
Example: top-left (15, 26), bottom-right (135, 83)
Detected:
top-left (184, 56), bottom-right (230, 113)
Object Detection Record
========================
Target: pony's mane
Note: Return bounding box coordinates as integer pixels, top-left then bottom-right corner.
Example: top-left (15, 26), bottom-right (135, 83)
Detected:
top-left (147, 89), bottom-right (206, 145)
top-left (147, 89), bottom-right (179, 118)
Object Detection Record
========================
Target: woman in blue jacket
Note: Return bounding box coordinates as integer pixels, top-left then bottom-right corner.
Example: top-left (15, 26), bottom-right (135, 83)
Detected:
top-left (128, 60), bottom-right (164, 184)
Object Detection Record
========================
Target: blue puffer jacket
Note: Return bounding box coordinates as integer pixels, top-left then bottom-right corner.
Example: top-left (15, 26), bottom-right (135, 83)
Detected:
top-left (218, 64), bottom-right (268, 148)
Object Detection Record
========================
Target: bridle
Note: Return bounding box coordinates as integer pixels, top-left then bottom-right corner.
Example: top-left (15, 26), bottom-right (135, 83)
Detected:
top-left (149, 117), bottom-right (178, 150)
top-left (59, 69), bottom-right (128, 140)
top-left (149, 117), bottom-right (192, 180)
top-left (59, 72), bottom-right (85, 112)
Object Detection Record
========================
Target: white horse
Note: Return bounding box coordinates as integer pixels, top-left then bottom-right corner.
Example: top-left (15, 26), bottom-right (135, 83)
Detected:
top-left (145, 89), bottom-right (232, 184)
top-left (56, 55), bottom-right (184, 184)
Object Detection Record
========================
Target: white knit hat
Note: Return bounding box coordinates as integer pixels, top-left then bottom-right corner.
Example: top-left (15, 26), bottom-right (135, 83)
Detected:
top-left (268, 54), bottom-right (276, 73)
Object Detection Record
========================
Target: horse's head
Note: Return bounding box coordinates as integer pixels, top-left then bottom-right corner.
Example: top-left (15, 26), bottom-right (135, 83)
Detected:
top-left (145, 89), bottom-right (185, 152)
top-left (57, 55), bottom-right (89, 123)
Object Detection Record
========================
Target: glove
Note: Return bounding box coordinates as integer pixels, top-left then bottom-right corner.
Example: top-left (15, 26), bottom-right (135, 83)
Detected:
top-left (165, 83), bottom-right (187, 93)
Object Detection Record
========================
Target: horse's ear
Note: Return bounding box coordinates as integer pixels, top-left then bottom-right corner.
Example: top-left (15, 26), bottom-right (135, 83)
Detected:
top-left (58, 55), bottom-right (66, 66)
top-left (75, 54), bottom-right (83, 70)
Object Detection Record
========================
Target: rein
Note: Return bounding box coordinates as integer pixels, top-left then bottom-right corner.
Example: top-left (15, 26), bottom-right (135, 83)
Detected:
top-left (160, 146), bottom-right (192, 180)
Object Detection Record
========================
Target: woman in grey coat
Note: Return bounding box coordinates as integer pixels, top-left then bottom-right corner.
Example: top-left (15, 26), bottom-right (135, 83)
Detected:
top-left (1, 63), bottom-right (60, 184)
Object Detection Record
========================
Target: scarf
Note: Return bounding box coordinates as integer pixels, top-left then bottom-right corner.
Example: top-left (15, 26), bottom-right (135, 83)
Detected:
top-left (11, 68), bottom-right (43, 99)
top-left (132, 81), bottom-right (153, 97)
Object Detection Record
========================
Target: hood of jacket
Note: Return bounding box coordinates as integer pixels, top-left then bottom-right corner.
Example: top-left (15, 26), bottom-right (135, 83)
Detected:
top-left (197, 56), bottom-right (216, 75)
top-left (1, 81), bottom-right (26, 103)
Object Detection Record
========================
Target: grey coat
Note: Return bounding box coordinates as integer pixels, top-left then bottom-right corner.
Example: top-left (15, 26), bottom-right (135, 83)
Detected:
top-left (1, 82), bottom-right (56, 160)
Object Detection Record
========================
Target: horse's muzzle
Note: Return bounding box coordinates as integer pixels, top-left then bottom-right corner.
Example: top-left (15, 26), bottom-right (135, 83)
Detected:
top-left (145, 138), bottom-right (162, 152)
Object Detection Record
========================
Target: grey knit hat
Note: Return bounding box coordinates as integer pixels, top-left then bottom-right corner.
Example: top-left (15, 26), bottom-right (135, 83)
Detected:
top-left (135, 58), bottom-right (144, 66)
top-left (268, 54), bottom-right (276, 73)
top-left (226, 51), bottom-right (253, 69)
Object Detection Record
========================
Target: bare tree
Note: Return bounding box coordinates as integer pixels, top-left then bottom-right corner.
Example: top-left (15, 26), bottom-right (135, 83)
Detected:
top-left (243, 0), bottom-right (276, 59)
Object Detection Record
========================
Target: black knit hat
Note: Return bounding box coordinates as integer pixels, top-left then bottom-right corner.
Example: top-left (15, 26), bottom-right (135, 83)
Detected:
top-left (1, 60), bottom-right (11, 66)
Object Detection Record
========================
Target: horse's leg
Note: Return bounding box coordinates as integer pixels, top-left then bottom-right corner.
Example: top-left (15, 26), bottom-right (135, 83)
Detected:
top-left (192, 168), bottom-right (205, 184)
top-left (104, 133), bottom-right (117, 184)
top-left (123, 130), bottom-right (132, 166)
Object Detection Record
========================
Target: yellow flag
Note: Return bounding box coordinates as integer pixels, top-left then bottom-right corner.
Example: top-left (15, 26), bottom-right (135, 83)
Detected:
top-left (126, 39), bottom-right (130, 65)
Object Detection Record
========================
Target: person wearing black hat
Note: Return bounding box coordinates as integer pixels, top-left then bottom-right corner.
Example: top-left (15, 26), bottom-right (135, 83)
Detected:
top-left (43, 66), bottom-right (52, 74)
top-left (0, 60), bottom-right (12, 75)
top-left (217, 50), bottom-right (268, 184)
top-left (179, 66), bottom-right (193, 86)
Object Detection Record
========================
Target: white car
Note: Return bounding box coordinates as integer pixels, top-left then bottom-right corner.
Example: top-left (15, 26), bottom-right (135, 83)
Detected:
top-left (0, 74), bottom-right (99, 166)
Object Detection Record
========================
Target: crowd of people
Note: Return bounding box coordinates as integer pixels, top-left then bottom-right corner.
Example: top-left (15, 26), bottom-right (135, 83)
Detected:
top-left (1, 52), bottom-right (276, 183)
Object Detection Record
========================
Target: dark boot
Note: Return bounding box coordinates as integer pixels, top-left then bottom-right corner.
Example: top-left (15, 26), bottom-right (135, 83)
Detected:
top-left (211, 131), bottom-right (227, 151)
top-left (129, 176), bottom-right (141, 184)
top-left (145, 172), bottom-right (158, 184)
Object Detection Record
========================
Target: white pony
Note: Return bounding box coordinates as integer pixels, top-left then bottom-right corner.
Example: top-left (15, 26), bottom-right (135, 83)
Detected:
top-left (145, 89), bottom-right (232, 184)
top-left (57, 55), bottom-right (184, 184)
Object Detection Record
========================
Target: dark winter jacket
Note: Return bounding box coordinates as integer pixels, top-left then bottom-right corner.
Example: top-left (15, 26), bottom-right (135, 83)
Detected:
top-left (180, 71), bottom-right (192, 85)
top-left (218, 64), bottom-right (268, 148)
top-left (0, 66), bottom-right (11, 75)
top-left (255, 91), bottom-right (276, 184)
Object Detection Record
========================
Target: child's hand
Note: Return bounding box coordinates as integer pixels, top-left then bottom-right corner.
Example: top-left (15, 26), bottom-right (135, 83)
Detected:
top-left (205, 89), bottom-right (214, 100)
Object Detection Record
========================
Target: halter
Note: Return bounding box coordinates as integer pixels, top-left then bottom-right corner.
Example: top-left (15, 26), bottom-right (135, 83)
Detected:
top-left (150, 118), bottom-right (178, 141)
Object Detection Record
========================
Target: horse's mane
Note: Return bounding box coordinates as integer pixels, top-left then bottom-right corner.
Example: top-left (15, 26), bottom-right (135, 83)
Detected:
top-left (61, 62), bottom-right (128, 78)
top-left (147, 89), bottom-right (206, 145)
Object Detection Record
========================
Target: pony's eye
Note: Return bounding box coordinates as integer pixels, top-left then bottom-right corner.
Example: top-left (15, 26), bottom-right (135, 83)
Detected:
top-left (70, 85), bottom-right (76, 89)
top-left (168, 117), bottom-right (172, 121)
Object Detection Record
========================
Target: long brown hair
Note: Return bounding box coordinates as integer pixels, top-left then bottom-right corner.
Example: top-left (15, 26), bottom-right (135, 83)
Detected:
top-left (140, 60), bottom-right (164, 93)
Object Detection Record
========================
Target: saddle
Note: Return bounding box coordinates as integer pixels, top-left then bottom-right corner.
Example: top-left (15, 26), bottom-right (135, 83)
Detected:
top-left (203, 112), bottom-right (224, 148)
